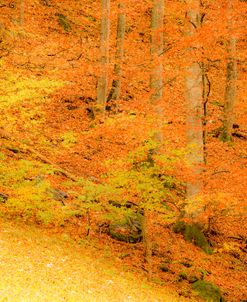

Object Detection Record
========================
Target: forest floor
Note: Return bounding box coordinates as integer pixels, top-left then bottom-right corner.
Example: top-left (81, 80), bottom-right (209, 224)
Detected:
top-left (0, 217), bottom-right (192, 302)
top-left (1, 1), bottom-right (247, 301)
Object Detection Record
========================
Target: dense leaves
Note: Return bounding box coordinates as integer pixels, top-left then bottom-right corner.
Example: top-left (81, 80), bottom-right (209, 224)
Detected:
top-left (0, 0), bottom-right (246, 301)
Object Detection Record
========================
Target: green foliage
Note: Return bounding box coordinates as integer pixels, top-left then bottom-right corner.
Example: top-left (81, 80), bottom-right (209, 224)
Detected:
top-left (173, 222), bottom-right (213, 254)
top-left (65, 138), bottom-right (184, 230)
top-left (192, 280), bottom-right (225, 302)
top-left (63, 138), bottom-right (184, 234)
top-left (0, 157), bottom-right (69, 225)
top-left (0, 152), bottom-right (6, 160)
top-left (103, 139), bottom-right (184, 215)
top-left (0, 70), bottom-right (63, 109)
top-left (76, 178), bottom-right (107, 210)
top-left (61, 131), bottom-right (78, 148)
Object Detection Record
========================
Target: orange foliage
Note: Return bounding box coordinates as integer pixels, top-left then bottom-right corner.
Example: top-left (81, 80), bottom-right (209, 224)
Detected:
top-left (0, 0), bottom-right (246, 301)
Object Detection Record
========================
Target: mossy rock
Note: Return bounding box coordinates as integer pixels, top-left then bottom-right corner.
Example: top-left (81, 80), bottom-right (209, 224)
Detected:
top-left (159, 263), bottom-right (169, 272)
top-left (55, 13), bottom-right (71, 32)
top-left (180, 261), bottom-right (193, 268)
top-left (173, 221), bottom-right (213, 254)
top-left (188, 275), bottom-right (199, 283)
top-left (173, 221), bottom-right (186, 233)
top-left (109, 213), bottom-right (143, 243)
top-left (178, 271), bottom-right (188, 281)
top-left (192, 280), bottom-right (225, 302)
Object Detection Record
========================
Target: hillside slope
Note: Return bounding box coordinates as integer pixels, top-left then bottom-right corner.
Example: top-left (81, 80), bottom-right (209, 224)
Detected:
top-left (0, 218), bottom-right (192, 302)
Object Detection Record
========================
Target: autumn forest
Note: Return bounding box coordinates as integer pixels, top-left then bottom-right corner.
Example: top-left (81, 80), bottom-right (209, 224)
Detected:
top-left (0, 0), bottom-right (246, 301)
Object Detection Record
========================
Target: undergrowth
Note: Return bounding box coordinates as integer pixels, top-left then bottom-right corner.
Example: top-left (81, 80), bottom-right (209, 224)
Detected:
top-left (0, 156), bottom-right (75, 226)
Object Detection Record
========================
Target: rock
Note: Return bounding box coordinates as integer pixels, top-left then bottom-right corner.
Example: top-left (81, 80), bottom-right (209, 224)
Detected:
top-left (173, 221), bottom-right (213, 254)
top-left (180, 261), bottom-right (193, 268)
top-left (188, 275), bottom-right (199, 284)
top-left (178, 272), bottom-right (188, 281)
top-left (55, 13), bottom-right (71, 32)
top-left (67, 105), bottom-right (79, 110)
top-left (47, 188), bottom-right (68, 205)
top-left (0, 193), bottom-right (8, 203)
top-left (192, 280), bottom-right (225, 302)
top-left (160, 263), bottom-right (169, 272)
top-left (109, 213), bottom-right (143, 243)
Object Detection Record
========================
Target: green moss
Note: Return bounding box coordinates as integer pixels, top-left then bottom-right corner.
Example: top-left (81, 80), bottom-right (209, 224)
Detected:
top-left (192, 280), bottom-right (225, 302)
top-left (109, 213), bottom-right (143, 243)
top-left (172, 221), bottom-right (186, 233)
top-left (178, 271), bottom-right (187, 281)
top-left (173, 221), bottom-right (213, 254)
top-left (56, 13), bottom-right (71, 32)
top-left (220, 131), bottom-right (232, 142)
top-left (184, 224), bottom-right (213, 254)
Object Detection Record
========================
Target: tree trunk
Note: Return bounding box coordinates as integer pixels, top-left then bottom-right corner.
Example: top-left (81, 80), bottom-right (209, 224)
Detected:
top-left (221, 0), bottom-right (237, 142)
top-left (107, 2), bottom-right (126, 107)
top-left (20, 0), bottom-right (25, 26)
top-left (185, 1), bottom-right (204, 201)
top-left (202, 63), bottom-right (211, 163)
top-left (142, 210), bottom-right (152, 281)
top-left (143, 0), bottom-right (164, 279)
top-left (96, 0), bottom-right (110, 114)
top-left (150, 0), bottom-right (164, 103)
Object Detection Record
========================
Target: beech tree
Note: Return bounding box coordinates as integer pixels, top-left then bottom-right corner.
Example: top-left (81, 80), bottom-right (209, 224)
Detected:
top-left (96, 0), bottom-right (110, 114)
top-left (143, 0), bottom-right (164, 279)
top-left (150, 0), bottom-right (164, 103)
top-left (20, 0), bottom-right (25, 25)
top-left (184, 0), bottom-right (204, 202)
top-left (107, 2), bottom-right (126, 107)
top-left (221, 0), bottom-right (237, 142)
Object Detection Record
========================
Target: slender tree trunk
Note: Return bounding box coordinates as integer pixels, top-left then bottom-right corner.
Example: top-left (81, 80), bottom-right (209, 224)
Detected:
top-left (20, 0), bottom-right (25, 26)
top-left (142, 210), bottom-right (152, 281)
top-left (150, 0), bottom-right (164, 103)
top-left (185, 1), bottom-right (204, 201)
top-left (143, 0), bottom-right (164, 279)
top-left (202, 62), bottom-right (211, 163)
top-left (150, 0), bottom-right (164, 143)
top-left (107, 2), bottom-right (126, 107)
top-left (96, 0), bottom-right (110, 114)
top-left (221, 0), bottom-right (237, 142)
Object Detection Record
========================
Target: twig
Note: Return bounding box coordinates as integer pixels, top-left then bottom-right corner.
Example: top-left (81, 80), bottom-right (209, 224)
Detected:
top-left (212, 170), bottom-right (230, 175)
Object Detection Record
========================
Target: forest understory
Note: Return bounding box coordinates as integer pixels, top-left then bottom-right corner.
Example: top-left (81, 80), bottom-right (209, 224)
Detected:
top-left (0, 0), bottom-right (246, 301)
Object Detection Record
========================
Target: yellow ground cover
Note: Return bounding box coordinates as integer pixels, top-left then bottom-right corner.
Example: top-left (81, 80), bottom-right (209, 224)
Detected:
top-left (0, 219), bottom-right (192, 302)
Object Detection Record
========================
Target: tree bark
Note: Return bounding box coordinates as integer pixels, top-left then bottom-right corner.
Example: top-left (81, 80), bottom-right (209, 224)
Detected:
top-left (107, 2), bottom-right (126, 106)
top-left (142, 210), bottom-right (152, 281)
top-left (185, 0), bottom-right (204, 201)
top-left (20, 0), bottom-right (25, 26)
top-left (143, 0), bottom-right (164, 279)
top-left (221, 0), bottom-right (237, 142)
top-left (96, 0), bottom-right (110, 114)
top-left (150, 0), bottom-right (164, 103)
